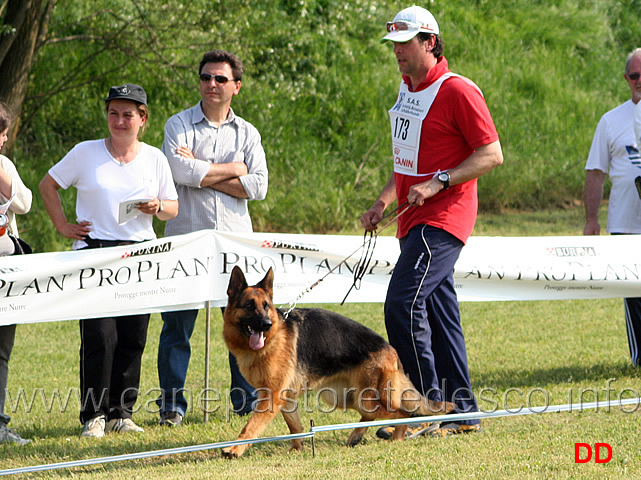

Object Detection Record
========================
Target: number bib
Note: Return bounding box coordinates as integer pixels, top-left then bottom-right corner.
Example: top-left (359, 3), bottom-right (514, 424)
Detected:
top-left (389, 73), bottom-right (455, 176)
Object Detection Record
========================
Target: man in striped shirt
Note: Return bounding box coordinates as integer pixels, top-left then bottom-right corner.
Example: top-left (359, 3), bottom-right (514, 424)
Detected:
top-left (157, 50), bottom-right (268, 427)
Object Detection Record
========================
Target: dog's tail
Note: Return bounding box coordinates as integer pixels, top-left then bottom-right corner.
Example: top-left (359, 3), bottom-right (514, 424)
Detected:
top-left (393, 375), bottom-right (455, 416)
top-left (381, 351), bottom-right (456, 416)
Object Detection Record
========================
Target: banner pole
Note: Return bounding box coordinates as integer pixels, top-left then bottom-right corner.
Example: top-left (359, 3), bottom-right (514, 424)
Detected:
top-left (204, 301), bottom-right (211, 423)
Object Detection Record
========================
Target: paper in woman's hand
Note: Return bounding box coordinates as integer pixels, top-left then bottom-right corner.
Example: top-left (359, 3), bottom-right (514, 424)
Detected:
top-left (118, 197), bottom-right (153, 224)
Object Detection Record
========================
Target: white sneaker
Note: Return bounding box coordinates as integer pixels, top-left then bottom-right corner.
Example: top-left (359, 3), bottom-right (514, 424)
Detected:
top-left (81, 415), bottom-right (106, 438)
top-left (106, 418), bottom-right (144, 434)
top-left (0, 422), bottom-right (31, 445)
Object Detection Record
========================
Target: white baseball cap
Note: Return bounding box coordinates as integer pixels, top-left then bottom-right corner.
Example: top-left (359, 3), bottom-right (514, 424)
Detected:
top-left (382, 6), bottom-right (439, 43)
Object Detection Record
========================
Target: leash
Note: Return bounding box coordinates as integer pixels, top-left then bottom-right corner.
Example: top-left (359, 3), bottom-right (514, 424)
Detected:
top-left (282, 201), bottom-right (411, 317)
top-left (339, 201), bottom-right (411, 305)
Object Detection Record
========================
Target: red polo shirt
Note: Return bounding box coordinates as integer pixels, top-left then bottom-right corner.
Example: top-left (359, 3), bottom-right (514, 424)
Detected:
top-left (393, 57), bottom-right (499, 243)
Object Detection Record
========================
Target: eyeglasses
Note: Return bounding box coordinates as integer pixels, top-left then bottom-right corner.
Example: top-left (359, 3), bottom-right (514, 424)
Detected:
top-left (386, 21), bottom-right (419, 32)
top-left (199, 73), bottom-right (232, 84)
top-left (628, 72), bottom-right (641, 81)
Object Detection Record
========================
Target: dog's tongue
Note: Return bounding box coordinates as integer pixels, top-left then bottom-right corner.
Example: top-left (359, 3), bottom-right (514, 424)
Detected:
top-left (249, 331), bottom-right (265, 350)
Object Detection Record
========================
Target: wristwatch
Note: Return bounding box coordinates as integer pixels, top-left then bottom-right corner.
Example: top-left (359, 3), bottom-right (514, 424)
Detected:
top-left (437, 172), bottom-right (450, 190)
top-left (158, 200), bottom-right (164, 213)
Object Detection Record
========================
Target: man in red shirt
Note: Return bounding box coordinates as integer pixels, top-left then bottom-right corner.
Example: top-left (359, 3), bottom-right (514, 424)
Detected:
top-left (361, 5), bottom-right (503, 437)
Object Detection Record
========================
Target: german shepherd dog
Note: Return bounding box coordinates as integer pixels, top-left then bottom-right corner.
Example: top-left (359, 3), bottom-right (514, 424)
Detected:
top-left (221, 266), bottom-right (454, 458)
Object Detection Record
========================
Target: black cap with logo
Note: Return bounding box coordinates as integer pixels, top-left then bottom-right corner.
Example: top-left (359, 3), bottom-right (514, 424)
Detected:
top-left (105, 83), bottom-right (147, 106)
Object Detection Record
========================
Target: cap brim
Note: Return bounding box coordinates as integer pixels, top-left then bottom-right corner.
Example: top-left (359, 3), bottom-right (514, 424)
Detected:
top-left (105, 95), bottom-right (146, 105)
top-left (381, 30), bottom-right (420, 43)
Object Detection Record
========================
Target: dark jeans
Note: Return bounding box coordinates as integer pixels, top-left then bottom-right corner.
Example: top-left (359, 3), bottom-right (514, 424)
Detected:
top-left (157, 308), bottom-right (257, 416)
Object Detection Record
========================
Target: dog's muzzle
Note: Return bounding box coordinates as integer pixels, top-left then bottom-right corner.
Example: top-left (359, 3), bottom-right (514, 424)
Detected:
top-left (244, 316), bottom-right (272, 351)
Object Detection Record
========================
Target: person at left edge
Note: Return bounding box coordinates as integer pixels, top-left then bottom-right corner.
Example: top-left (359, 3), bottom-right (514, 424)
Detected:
top-left (39, 83), bottom-right (178, 438)
top-left (0, 101), bottom-right (33, 445)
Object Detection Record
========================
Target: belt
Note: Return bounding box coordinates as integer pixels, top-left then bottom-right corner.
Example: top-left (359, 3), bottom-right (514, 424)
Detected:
top-left (82, 238), bottom-right (141, 249)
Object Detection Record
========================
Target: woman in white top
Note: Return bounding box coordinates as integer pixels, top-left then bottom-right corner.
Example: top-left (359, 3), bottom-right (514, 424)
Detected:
top-left (0, 102), bottom-right (33, 445)
top-left (39, 84), bottom-right (178, 438)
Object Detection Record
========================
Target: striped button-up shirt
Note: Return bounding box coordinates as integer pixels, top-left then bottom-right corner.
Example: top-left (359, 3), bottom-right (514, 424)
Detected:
top-left (162, 102), bottom-right (268, 236)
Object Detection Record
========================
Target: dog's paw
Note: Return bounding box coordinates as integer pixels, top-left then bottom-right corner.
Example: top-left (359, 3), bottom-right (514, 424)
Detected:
top-left (345, 429), bottom-right (366, 447)
top-left (289, 438), bottom-right (304, 452)
top-left (221, 447), bottom-right (240, 459)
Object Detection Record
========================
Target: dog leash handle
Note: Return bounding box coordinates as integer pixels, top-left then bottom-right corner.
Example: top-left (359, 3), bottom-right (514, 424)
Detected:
top-left (282, 201), bottom-right (411, 312)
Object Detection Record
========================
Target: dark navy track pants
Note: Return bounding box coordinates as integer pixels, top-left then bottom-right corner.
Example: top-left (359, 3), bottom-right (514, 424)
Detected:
top-left (624, 297), bottom-right (641, 366)
top-left (385, 224), bottom-right (479, 424)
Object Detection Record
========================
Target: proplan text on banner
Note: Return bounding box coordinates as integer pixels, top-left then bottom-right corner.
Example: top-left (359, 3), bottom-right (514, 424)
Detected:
top-left (1, 231), bottom-right (641, 326)
top-left (453, 235), bottom-right (641, 301)
top-left (0, 231), bottom-right (219, 326)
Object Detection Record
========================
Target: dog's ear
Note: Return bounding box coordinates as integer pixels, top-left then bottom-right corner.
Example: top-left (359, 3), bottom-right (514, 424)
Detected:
top-left (256, 267), bottom-right (274, 299)
top-left (227, 266), bottom-right (248, 302)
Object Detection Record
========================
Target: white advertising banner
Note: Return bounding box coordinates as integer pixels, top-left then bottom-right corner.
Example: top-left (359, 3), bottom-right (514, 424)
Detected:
top-left (454, 235), bottom-right (641, 301)
top-left (0, 230), bottom-right (219, 326)
top-left (1, 230), bottom-right (640, 326)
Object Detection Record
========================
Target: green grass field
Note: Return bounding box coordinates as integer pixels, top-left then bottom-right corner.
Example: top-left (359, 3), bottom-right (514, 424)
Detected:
top-left (2, 207), bottom-right (640, 479)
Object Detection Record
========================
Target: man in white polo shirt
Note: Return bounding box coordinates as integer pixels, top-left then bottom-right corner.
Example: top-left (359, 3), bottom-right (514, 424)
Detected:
top-left (584, 47), bottom-right (641, 366)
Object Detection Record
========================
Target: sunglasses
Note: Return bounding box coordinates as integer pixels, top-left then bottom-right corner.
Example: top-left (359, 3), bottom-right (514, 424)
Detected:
top-left (628, 72), bottom-right (641, 81)
top-left (386, 21), bottom-right (419, 32)
top-left (199, 73), bottom-right (233, 84)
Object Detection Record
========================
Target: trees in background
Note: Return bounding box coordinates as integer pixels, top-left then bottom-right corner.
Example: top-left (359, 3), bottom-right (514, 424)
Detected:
top-left (2, 0), bottom-right (641, 248)
top-left (0, 0), bottom-right (226, 151)
top-left (0, 0), bottom-right (53, 148)
top-left (1, 0), bottom-right (392, 249)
